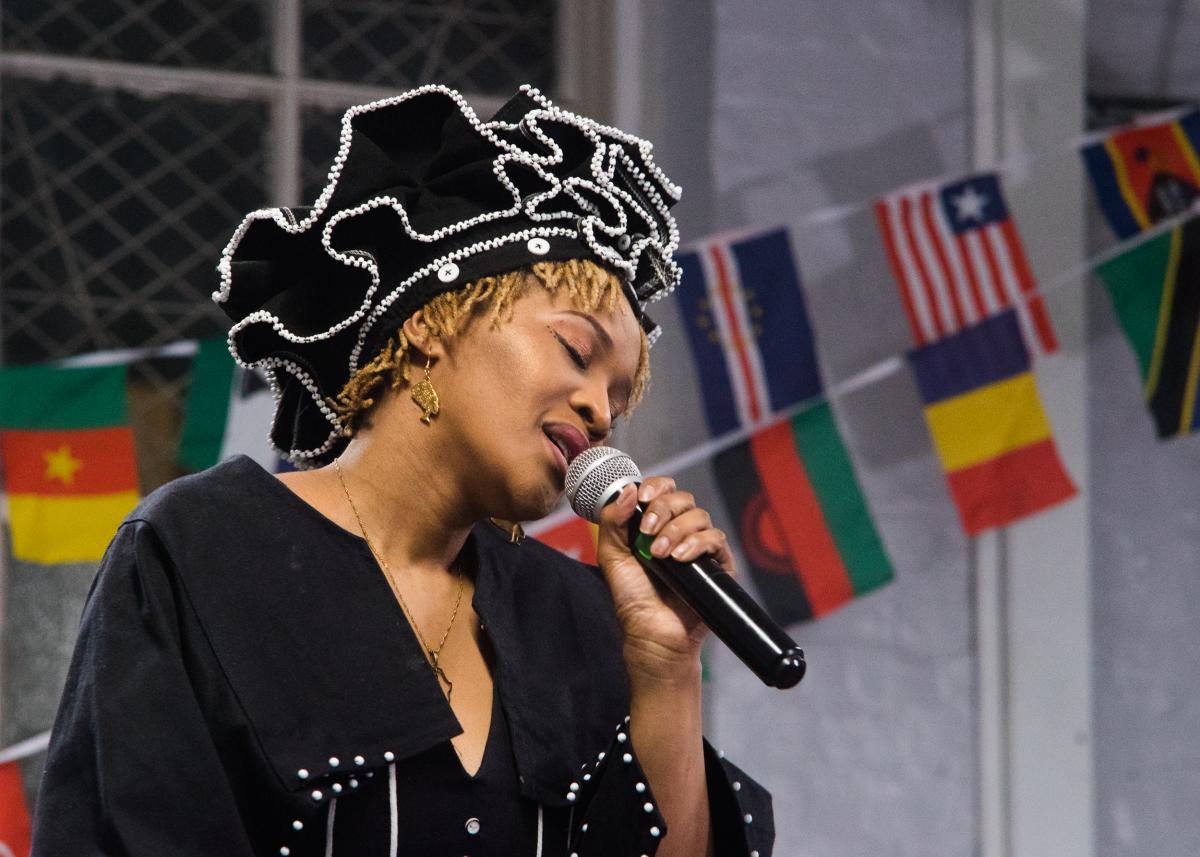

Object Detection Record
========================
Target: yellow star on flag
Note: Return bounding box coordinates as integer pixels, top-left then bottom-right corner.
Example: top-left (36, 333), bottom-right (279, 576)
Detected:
top-left (43, 444), bottom-right (83, 486)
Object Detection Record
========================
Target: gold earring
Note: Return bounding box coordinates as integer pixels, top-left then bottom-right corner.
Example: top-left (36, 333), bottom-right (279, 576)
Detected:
top-left (411, 355), bottom-right (440, 424)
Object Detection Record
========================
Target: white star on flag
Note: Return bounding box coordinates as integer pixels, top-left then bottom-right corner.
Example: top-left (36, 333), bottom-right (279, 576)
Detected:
top-left (952, 184), bottom-right (988, 222)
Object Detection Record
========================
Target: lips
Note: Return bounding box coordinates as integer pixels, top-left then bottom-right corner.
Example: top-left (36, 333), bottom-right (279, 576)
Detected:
top-left (543, 422), bottom-right (589, 471)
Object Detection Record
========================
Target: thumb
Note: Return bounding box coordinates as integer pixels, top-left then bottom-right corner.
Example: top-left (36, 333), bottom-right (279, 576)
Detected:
top-left (596, 483), bottom-right (638, 551)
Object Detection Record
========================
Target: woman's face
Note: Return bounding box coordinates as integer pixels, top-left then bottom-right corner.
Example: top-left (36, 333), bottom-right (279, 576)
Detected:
top-left (419, 283), bottom-right (643, 522)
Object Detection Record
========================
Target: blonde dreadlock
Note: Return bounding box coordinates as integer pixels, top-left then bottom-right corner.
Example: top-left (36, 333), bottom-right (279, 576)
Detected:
top-left (328, 259), bottom-right (651, 435)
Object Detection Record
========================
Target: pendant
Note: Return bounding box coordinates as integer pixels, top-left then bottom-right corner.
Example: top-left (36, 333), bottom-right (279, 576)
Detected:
top-left (430, 650), bottom-right (453, 702)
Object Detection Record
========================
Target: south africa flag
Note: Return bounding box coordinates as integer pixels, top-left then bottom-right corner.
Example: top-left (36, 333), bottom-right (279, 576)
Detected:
top-left (714, 403), bottom-right (893, 625)
top-left (0, 364), bottom-right (139, 564)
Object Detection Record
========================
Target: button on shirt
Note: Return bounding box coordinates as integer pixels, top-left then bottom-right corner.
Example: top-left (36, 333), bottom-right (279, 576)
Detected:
top-left (29, 455), bottom-right (774, 856)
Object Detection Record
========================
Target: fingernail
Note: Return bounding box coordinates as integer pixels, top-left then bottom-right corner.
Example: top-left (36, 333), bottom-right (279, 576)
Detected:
top-left (638, 485), bottom-right (654, 502)
top-left (651, 536), bottom-right (670, 556)
top-left (640, 512), bottom-right (659, 534)
top-left (671, 540), bottom-right (692, 559)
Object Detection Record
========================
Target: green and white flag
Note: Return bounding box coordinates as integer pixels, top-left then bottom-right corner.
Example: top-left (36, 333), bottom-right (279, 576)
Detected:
top-left (180, 338), bottom-right (280, 472)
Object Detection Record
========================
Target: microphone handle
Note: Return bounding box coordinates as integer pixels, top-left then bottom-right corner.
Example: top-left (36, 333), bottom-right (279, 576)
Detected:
top-left (626, 501), bottom-right (806, 689)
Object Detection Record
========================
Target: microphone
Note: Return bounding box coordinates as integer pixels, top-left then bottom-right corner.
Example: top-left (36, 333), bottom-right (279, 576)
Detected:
top-left (565, 446), bottom-right (806, 690)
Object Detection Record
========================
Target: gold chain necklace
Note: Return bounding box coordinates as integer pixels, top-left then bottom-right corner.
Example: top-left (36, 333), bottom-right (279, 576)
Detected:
top-left (333, 458), bottom-right (465, 703)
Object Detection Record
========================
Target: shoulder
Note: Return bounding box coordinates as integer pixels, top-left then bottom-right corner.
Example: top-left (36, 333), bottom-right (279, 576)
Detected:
top-left (128, 455), bottom-right (277, 531)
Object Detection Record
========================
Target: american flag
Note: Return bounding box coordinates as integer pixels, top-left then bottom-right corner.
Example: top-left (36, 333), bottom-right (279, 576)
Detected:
top-left (874, 172), bottom-right (1058, 355)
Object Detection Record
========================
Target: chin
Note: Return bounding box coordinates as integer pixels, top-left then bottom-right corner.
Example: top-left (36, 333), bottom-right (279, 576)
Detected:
top-left (504, 475), bottom-right (564, 523)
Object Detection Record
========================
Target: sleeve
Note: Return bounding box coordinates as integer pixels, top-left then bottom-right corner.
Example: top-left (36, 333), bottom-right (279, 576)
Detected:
top-left (30, 520), bottom-right (258, 857)
top-left (563, 717), bottom-right (775, 857)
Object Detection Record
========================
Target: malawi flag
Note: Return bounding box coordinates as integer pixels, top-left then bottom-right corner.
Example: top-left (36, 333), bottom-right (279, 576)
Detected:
top-left (1082, 110), bottom-right (1200, 239)
top-left (1095, 215), bottom-right (1200, 438)
top-left (907, 310), bottom-right (1076, 535)
top-left (179, 337), bottom-right (279, 472)
top-left (0, 364), bottom-right (139, 564)
top-left (675, 228), bottom-right (822, 436)
top-left (714, 402), bottom-right (893, 625)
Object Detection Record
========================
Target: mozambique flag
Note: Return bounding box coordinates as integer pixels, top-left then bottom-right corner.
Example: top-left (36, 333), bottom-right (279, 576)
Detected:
top-left (0, 364), bottom-right (139, 564)
top-left (714, 403), bottom-right (893, 625)
top-left (675, 228), bottom-right (822, 436)
top-left (1095, 215), bottom-right (1200, 438)
top-left (907, 310), bottom-right (1076, 535)
top-left (1082, 110), bottom-right (1200, 239)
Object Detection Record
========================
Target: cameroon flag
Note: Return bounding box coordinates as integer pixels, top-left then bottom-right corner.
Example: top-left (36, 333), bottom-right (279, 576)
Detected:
top-left (714, 402), bottom-right (893, 625)
top-left (1095, 215), bottom-right (1200, 438)
top-left (0, 364), bottom-right (139, 564)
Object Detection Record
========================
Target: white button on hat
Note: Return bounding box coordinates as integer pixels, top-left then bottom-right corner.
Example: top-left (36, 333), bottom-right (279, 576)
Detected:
top-left (437, 262), bottom-right (460, 282)
top-left (465, 817), bottom-right (481, 835)
top-left (527, 237), bottom-right (550, 255)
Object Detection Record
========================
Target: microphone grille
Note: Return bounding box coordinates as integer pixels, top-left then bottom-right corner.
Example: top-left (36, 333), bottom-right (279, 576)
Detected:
top-left (565, 446), bottom-right (642, 523)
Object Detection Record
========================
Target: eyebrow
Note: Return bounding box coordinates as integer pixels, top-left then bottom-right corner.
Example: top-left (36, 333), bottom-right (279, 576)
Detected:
top-left (562, 310), bottom-right (613, 351)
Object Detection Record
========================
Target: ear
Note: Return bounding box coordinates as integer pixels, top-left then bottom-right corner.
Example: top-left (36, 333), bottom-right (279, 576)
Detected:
top-left (401, 309), bottom-right (445, 362)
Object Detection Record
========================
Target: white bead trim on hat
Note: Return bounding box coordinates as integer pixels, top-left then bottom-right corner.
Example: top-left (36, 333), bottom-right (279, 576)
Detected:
top-left (215, 84), bottom-right (681, 467)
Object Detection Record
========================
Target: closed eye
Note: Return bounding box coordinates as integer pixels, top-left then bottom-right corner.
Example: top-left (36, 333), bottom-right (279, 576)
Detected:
top-left (551, 330), bottom-right (589, 369)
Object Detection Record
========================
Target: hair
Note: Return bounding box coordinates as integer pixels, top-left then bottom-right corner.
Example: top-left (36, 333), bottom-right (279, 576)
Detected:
top-left (328, 258), bottom-right (651, 435)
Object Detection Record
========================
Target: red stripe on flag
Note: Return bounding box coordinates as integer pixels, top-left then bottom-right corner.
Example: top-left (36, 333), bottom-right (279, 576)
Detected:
top-left (999, 219), bottom-right (1059, 354)
top-left (1, 427), bottom-right (138, 495)
top-left (534, 516), bottom-right (597, 564)
top-left (749, 421), bottom-right (854, 616)
top-left (945, 437), bottom-right (1077, 535)
top-left (978, 226), bottom-right (1011, 310)
top-left (0, 760), bottom-right (32, 857)
top-left (708, 245), bottom-right (763, 422)
top-left (900, 196), bottom-right (947, 338)
top-left (875, 201), bottom-right (926, 345)
top-left (952, 232), bottom-right (989, 319)
top-left (920, 191), bottom-right (967, 327)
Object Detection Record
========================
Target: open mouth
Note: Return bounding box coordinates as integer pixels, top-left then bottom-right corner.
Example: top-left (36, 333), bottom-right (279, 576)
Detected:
top-left (542, 422), bottom-right (589, 474)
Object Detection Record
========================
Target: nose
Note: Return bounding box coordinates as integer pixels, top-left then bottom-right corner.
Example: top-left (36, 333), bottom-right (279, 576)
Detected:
top-left (571, 381), bottom-right (612, 444)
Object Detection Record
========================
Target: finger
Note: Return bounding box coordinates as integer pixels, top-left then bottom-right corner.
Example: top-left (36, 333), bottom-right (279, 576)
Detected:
top-left (638, 489), bottom-right (697, 535)
top-left (646, 506), bottom-right (712, 556)
top-left (636, 476), bottom-right (676, 505)
top-left (598, 483), bottom-right (638, 530)
top-left (664, 528), bottom-right (735, 571)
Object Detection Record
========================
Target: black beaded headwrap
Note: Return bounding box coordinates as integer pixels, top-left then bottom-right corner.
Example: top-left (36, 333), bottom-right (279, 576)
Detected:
top-left (214, 84), bottom-right (683, 469)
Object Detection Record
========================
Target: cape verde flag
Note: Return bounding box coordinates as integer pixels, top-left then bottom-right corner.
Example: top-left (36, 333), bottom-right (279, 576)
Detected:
top-left (676, 228), bottom-right (822, 436)
top-left (875, 172), bottom-right (1059, 357)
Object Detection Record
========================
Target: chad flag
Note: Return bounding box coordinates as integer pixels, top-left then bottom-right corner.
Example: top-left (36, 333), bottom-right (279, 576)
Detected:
top-left (714, 402), bottom-right (893, 625)
top-left (908, 310), bottom-right (1076, 535)
top-left (1082, 110), bottom-right (1200, 239)
top-left (0, 364), bottom-right (139, 564)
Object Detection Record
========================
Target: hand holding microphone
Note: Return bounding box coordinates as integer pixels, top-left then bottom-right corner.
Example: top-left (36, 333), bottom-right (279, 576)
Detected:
top-left (567, 447), bottom-right (805, 690)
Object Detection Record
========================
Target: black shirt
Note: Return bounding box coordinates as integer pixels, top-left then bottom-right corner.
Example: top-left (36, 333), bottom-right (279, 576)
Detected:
top-left (30, 455), bottom-right (774, 856)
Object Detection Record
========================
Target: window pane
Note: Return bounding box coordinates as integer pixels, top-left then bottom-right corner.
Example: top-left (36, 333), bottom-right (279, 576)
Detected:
top-left (0, 77), bottom-right (269, 363)
top-left (1, 0), bottom-right (269, 73)
top-left (303, 0), bottom-right (555, 94)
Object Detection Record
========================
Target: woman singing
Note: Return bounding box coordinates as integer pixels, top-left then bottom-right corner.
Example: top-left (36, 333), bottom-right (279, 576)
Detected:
top-left (30, 85), bottom-right (774, 857)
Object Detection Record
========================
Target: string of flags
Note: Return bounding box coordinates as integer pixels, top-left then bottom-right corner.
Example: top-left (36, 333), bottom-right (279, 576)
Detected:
top-left (0, 108), bottom-right (1197, 640)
